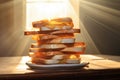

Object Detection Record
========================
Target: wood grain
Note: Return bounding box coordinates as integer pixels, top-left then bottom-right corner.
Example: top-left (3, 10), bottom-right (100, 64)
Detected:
top-left (0, 54), bottom-right (120, 80)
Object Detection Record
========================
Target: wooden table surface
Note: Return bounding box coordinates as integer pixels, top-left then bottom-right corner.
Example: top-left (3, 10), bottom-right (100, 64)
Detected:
top-left (0, 54), bottom-right (120, 80)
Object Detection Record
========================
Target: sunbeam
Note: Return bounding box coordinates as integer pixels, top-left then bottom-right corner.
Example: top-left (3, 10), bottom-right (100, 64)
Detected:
top-left (0, 0), bottom-right (119, 56)
top-left (80, 0), bottom-right (120, 55)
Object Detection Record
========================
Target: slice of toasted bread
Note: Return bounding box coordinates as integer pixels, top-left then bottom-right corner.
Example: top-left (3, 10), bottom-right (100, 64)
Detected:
top-left (35, 44), bottom-right (67, 49)
top-left (30, 43), bottom-right (86, 53)
top-left (31, 42), bottom-right (85, 48)
top-left (32, 19), bottom-right (49, 28)
top-left (31, 58), bottom-right (60, 64)
top-left (50, 29), bottom-right (79, 34)
top-left (24, 29), bottom-right (80, 35)
top-left (49, 37), bottom-right (75, 44)
top-left (31, 57), bottom-right (80, 64)
top-left (32, 17), bottom-right (74, 30)
top-left (29, 52), bottom-right (63, 59)
top-left (29, 52), bottom-right (80, 59)
top-left (36, 38), bottom-right (75, 44)
top-left (32, 33), bottom-right (74, 40)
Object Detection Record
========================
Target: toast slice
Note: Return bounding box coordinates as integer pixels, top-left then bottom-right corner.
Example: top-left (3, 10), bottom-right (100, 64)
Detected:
top-left (31, 42), bottom-right (85, 48)
top-left (31, 58), bottom-right (80, 64)
top-left (29, 52), bottom-right (80, 59)
top-left (31, 57), bottom-right (80, 64)
top-left (31, 58), bottom-right (60, 64)
top-left (36, 38), bottom-right (75, 44)
top-left (29, 52), bottom-right (64, 59)
top-left (31, 44), bottom-right (67, 49)
top-left (32, 17), bottom-right (74, 31)
top-left (32, 33), bottom-right (74, 40)
top-left (24, 29), bottom-right (80, 35)
top-left (31, 54), bottom-right (80, 64)
top-left (29, 44), bottom-right (86, 53)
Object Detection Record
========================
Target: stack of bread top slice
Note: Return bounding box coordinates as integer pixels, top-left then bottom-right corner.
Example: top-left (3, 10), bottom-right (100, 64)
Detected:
top-left (24, 17), bottom-right (86, 65)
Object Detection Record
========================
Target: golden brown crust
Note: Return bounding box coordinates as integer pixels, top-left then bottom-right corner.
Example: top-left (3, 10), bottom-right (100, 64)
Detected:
top-left (32, 19), bottom-right (49, 28)
top-left (24, 29), bottom-right (80, 35)
top-left (30, 52), bottom-right (81, 64)
top-left (31, 42), bottom-right (85, 48)
top-left (32, 33), bottom-right (74, 41)
top-left (29, 51), bottom-right (63, 59)
top-left (32, 17), bottom-right (74, 30)
top-left (29, 46), bottom-right (86, 53)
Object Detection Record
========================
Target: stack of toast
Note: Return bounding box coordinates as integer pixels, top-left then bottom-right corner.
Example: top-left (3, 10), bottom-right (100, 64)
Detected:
top-left (24, 17), bottom-right (86, 65)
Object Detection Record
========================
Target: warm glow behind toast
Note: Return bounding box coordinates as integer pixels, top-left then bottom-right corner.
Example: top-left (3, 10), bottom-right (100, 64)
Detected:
top-left (26, 0), bottom-right (79, 30)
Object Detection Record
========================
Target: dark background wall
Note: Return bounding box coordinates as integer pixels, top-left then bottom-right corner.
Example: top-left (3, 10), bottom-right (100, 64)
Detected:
top-left (80, 0), bottom-right (120, 55)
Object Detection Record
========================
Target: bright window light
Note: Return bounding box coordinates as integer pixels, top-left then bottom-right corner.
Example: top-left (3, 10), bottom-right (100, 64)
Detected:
top-left (26, 0), bottom-right (79, 30)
